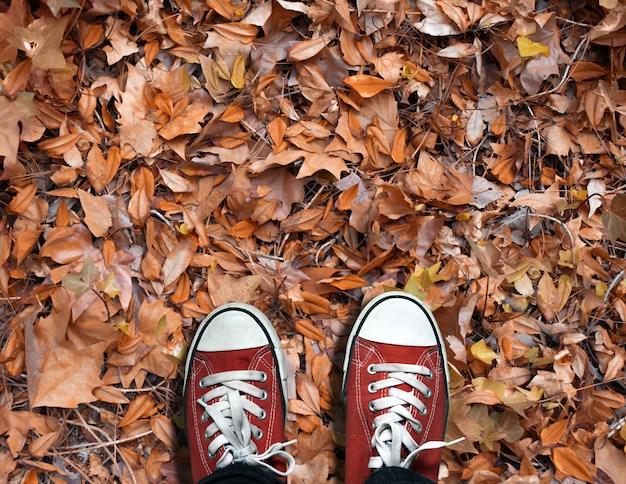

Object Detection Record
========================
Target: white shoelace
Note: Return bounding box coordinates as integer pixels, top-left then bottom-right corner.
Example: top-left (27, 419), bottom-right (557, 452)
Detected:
top-left (366, 363), bottom-right (464, 470)
top-left (197, 370), bottom-right (296, 477)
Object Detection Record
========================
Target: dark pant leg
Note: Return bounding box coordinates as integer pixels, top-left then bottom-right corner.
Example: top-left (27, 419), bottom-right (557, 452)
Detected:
top-left (363, 466), bottom-right (436, 484)
top-left (196, 463), bottom-right (284, 484)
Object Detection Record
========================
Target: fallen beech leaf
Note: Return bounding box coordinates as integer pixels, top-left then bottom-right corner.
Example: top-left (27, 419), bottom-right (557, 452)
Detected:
top-left (7, 183), bottom-right (37, 214)
top-left (92, 385), bottom-right (131, 404)
top-left (541, 419), bottom-right (568, 446)
top-left (343, 74), bottom-right (394, 98)
top-left (536, 272), bottom-right (560, 321)
top-left (86, 145), bottom-right (121, 193)
top-left (78, 189), bottom-right (112, 238)
top-left (162, 238), bottom-right (195, 288)
top-left (552, 447), bottom-right (594, 482)
top-left (158, 168), bottom-right (195, 193)
top-left (295, 319), bottom-right (325, 341)
top-left (288, 37), bottom-right (328, 61)
top-left (29, 431), bottom-right (60, 458)
top-left (150, 414), bottom-right (179, 449)
top-left (119, 394), bottom-right (157, 427)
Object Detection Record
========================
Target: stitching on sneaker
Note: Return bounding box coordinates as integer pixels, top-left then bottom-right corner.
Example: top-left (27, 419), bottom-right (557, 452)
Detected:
top-left (194, 350), bottom-right (295, 477)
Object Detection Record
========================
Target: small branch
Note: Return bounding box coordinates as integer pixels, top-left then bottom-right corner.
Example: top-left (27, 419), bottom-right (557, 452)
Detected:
top-left (604, 269), bottom-right (625, 304)
top-left (56, 430), bottom-right (154, 454)
top-left (530, 212), bottom-right (575, 250)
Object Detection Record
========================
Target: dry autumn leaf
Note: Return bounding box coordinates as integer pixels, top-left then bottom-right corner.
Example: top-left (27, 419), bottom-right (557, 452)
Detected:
top-left (2, 0), bottom-right (626, 481)
top-left (343, 74), bottom-right (395, 98)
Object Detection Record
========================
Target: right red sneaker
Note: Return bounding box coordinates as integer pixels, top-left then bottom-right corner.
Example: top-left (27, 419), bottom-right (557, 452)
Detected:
top-left (342, 292), bottom-right (462, 483)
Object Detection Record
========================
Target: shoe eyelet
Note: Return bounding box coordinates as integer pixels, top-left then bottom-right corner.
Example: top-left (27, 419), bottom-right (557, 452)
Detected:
top-left (367, 383), bottom-right (376, 393)
top-left (254, 429), bottom-right (263, 440)
top-left (420, 407), bottom-right (428, 416)
top-left (368, 401), bottom-right (376, 412)
top-left (204, 430), bottom-right (211, 440)
top-left (260, 372), bottom-right (267, 382)
top-left (199, 380), bottom-right (205, 388)
top-left (415, 422), bottom-right (423, 434)
top-left (426, 371), bottom-right (434, 380)
top-left (208, 450), bottom-right (216, 458)
top-left (201, 413), bottom-right (209, 422)
top-left (260, 390), bottom-right (268, 400)
top-left (424, 388), bottom-right (432, 399)
top-left (367, 364), bottom-right (376, 375)
top-left (259, 409), bottom-right (267, 420)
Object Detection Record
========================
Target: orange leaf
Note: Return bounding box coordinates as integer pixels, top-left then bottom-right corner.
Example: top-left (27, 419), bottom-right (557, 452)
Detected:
top-left (220, 105), bottom-right (244, 123)
top-left (541, 419), bottom-right (568, 446)
top-left (92, 385), bottom-right (130, 404)
top-left (150, 414), bottom-right (179, 449)
top-left (212, 23), bottom-right (259, 43)
top-left (119, 394), bottom-right (157, 427)
top-left (78, 189), bottom-right (112, 238)
top-left (86, 144), bottom-right (121, 193)
top-left (226, 219), bottom-right (257, 238)
top-left (29, 431), bottom-right (60, 458)
top-left (37, 132), bottom-right (81, 157)
top-left (8, 183), bottom-right (37, 214)
top-left (343, 74), bottom-right (394, 98)
top-left (295, 319), bottom-right (325, 341)
top-left (552, 447), bottom-right (594, 482)
top-left (288, 37), bottom-right (328, 61)
top-left (162, 238), bottom-right (195, 288)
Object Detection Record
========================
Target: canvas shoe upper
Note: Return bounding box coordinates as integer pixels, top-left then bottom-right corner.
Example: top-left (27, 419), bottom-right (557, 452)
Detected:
top-left (184, 303), bottom-right (295, 483)
top-left (343, 292), bottom-right (463, 483)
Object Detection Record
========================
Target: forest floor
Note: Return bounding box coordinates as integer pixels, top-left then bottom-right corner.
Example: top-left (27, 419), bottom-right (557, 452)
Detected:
top-left (1, 0), bottom-right (626, 482)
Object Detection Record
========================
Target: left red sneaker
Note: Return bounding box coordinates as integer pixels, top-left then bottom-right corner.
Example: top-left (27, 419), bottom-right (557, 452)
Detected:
top-left (184, 303), bottom-right (295, 483)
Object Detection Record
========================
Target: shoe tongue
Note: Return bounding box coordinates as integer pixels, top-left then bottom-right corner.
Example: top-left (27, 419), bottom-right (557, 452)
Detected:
top-left (197, 347), bottom-right (268, 373)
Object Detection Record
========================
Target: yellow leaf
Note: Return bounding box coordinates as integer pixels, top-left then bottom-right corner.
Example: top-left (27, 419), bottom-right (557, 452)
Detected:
top-left (470, 339), bottom-right (500, 365)
top-left (114, 321), bottom-right (130, 335)
top-left (95, 272), bottom-right (121, 299)
top-left (231, 53), bottom-right (247, 89)
top-left (516, 36), bottom-right (550, 58)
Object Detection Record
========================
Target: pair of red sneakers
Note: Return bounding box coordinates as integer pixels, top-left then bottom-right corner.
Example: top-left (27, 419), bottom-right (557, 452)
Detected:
top-left (184, 292), bottom-right (457, 483)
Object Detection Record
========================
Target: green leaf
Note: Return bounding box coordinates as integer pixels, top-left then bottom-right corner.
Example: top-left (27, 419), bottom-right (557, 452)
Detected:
top-left (62, 258), bottom-right (100, 298)
top-left (602, 192), bottom-right (626, 243)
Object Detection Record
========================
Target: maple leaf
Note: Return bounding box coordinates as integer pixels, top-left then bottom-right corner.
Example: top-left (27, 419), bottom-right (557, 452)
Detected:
top-left (8, 16), bottom-right (69, 70)
top-left (62, 258), bottom-right (100, 298)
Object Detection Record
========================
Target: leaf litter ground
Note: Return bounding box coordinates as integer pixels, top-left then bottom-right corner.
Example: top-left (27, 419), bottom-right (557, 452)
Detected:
top-left (1, 0), bottom-right (626, 482)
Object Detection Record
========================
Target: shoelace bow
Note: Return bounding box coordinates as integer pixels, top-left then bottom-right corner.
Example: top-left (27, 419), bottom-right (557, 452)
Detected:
top-left (367, 363), bottom-right (464, 470)
top-left (197, 370), bottom-right (296, 477)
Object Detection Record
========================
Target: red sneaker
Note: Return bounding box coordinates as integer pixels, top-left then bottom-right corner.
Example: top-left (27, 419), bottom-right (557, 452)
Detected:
top-left (343, 292), bottom-right (462, 483)
top-left (184, 303), bottom-right (295, 483)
